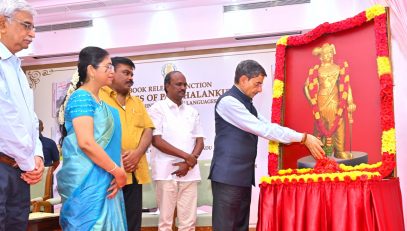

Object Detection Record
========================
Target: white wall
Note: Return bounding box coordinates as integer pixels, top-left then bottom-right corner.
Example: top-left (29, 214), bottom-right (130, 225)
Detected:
top-left (24, 0), bottom-right (407, 227)
top-left (392, 41), bottom-right (407, 225)
top-left (21, 0), bottom-right (372, 64)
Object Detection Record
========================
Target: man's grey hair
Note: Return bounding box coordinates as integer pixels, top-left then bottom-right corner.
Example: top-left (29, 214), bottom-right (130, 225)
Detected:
top-left (0, 0), bottom-right (36, 17)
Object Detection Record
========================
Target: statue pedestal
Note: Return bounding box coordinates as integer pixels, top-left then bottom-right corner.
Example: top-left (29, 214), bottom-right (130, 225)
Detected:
top-left (297, 151), bottom-right (368, 168)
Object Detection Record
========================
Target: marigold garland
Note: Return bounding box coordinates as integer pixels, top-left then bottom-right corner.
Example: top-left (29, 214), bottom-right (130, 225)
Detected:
top-left (276, 36), bottom-right (288, 46)
top-left (365, 5), bottom-right (386, 21)
top-left (377, 56), bottom-right (392, 76)
top-left (381, 128), bottom-right (396, 154)
top-left (272, 79), bottom-right (284, 98)
top-left (260, 171), bottom-right (382, 184)
top-left (268, 141), bottom-right (279, 154)
top-left (275, 161), bottom-right (383, 177)
top-left (306, 62), bottom-right (351, 137)
top-left (265, 4), bottom-right (396, 183)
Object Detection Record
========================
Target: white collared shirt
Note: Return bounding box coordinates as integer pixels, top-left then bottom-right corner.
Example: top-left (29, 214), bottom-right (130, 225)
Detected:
top-left (216, 95), bottom-right (303, 143)
top-left (149, 98), bottom-right (204, 181)
top-left (0, 42), bottom-right (43, 171)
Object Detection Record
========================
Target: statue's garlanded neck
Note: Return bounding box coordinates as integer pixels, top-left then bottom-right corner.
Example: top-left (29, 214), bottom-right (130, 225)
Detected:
top-left (321, 61), bottom-right (334, 67)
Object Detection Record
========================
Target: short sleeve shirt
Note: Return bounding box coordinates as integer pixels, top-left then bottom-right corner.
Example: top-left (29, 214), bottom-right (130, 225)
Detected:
top-left (99, 87), bottom-right (155, 184)
top-left (149, 98), bottom-right (204, 182)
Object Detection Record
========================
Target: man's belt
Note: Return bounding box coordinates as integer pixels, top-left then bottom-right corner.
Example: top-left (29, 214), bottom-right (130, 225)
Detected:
top-left (0, 152), bottom-right (18, 169)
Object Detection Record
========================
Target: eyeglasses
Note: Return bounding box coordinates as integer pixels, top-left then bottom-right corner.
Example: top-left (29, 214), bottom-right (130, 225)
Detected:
top-left (6, 16), bottom-right (35, 32)
top-left (97, 64), bottom-right (114, 72)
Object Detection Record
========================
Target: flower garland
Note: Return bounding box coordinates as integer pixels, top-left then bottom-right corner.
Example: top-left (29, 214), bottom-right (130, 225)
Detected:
top-left (307, 62), bottom-right (350, 137)
top-left (260, 170), bottom-right (382, 184)
top-left (58, 71), bottom-right (80, 125)
top-left (274, 159), bottom-right (382, 177)
top-left (266, 4), bottom-right (396, 181)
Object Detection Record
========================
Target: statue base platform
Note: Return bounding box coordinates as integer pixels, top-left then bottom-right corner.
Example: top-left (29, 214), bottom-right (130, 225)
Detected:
top-left (297, 151), bottom-right (368, 168)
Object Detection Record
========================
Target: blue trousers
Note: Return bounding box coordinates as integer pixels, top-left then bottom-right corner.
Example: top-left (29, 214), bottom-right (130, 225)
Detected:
top-left (211, 181), bottom-right (252, 231)
top-left (0, 163), bottom-right (30, 231)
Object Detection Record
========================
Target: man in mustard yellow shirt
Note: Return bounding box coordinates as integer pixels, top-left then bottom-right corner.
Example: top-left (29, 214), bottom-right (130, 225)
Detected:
top-left (100, 57), bottom-right (154, 231)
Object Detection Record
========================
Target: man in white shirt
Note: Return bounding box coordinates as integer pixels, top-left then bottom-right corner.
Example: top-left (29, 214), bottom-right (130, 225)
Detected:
top-left (0, 1), bottom-right (44, 230)
top-left (209, 60), bottom-right (325, 231)
top-left (149, 71), bottom-right (204, 231)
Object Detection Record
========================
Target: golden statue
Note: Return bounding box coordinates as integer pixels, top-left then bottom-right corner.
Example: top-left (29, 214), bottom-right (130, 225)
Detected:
top-left (304, 43), bottom-right (356, 159)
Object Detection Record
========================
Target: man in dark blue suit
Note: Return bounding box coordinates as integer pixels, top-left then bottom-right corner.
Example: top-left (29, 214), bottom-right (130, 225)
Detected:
top-left (209, 60), bottom-right (325, 231)
top-left (39, 120), bottom-right (60, 169)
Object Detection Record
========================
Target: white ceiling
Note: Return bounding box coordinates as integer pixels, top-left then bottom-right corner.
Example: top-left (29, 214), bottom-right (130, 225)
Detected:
top-left (27, 0), bottom-right (256, 25)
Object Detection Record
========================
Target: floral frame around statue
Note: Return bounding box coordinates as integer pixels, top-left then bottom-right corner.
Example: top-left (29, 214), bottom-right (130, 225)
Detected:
top-left (263, 5), bottom-right (396, 183)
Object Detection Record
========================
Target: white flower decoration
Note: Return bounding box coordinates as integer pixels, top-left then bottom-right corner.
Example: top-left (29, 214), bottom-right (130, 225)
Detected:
top-left (58, 70), bottom-right (81, 125)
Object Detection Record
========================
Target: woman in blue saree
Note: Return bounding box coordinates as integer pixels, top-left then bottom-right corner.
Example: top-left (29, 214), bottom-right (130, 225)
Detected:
top-left (57, 46), bottom-right (127, 230)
